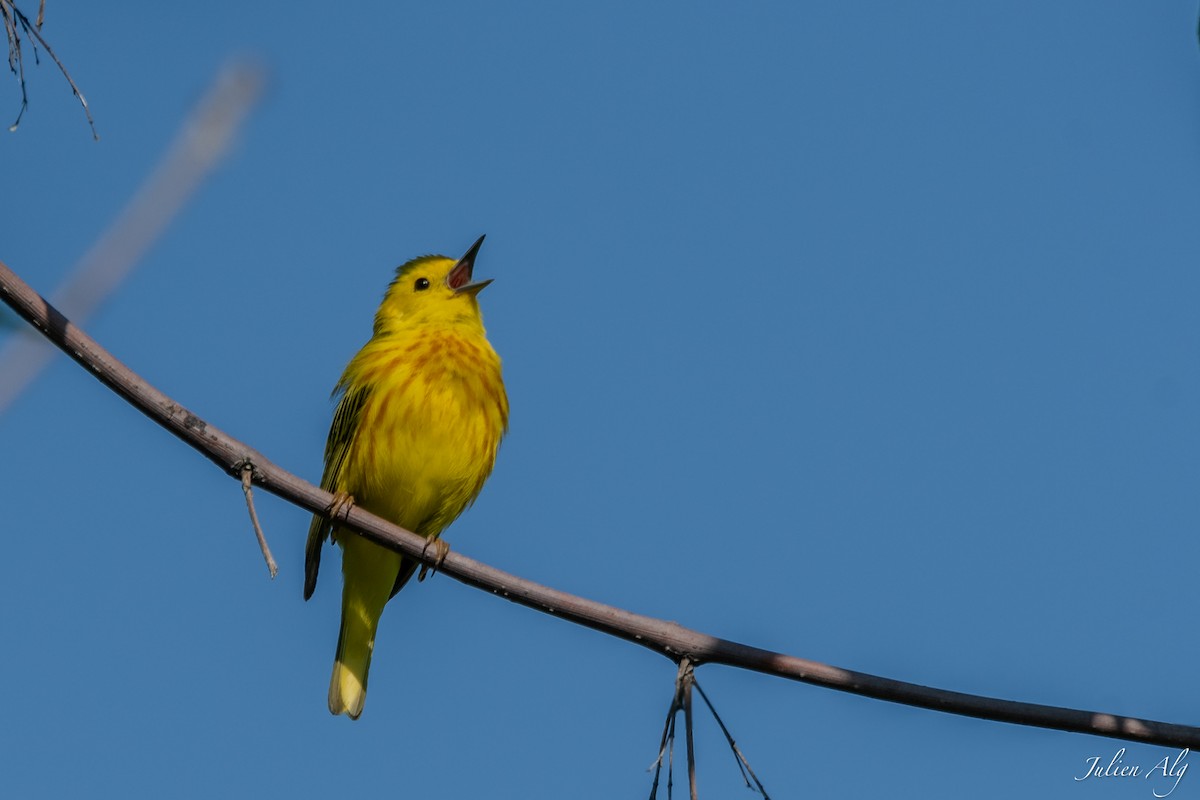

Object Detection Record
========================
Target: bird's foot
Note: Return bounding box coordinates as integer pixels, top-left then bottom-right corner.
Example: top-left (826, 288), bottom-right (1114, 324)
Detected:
top-left (328, 491), bottom-right (356, 521)
top-left (418, 537), bottom-right (450, 582)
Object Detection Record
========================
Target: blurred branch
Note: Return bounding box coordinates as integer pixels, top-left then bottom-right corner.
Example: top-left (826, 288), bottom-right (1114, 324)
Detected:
top-left (0, 58), bottom-right (266, 416)
top-left (1, 258), bottom-right (1200, 751)
top-left (2, 0), bottom-right (95, 136)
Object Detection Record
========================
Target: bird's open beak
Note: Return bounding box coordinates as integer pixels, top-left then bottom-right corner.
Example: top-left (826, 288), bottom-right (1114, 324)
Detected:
top-left (448, 235), bottom-right (493, 296)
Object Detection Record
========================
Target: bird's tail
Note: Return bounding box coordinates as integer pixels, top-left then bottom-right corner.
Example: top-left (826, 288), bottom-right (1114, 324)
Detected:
top-left (328, 534), bottom-right (403, 719)
top-left (328, 613), bottom-right (373, 719)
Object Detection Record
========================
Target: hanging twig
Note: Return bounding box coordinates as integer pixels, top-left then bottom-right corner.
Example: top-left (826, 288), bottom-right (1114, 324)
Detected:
top-left (1, 0), bottom-right (96, 137)
top-left (649, 659), bottom-right (694, 800)
top-left (3, 258), bottom-right (1200, 752)
top-left (240, 461), bottom-right (278, 578)
top-left (693, 680), bottom-right (771, 799)
top-left (649, 662), bottom-right (771, 799)
top-left (682, 668), bottom-right (697, 800)
top-left (1, 0), bottom-right (33, 132)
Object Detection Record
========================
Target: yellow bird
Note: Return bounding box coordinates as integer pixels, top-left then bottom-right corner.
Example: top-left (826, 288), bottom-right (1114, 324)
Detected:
top-left (304, 235), bottom-right (508, 719)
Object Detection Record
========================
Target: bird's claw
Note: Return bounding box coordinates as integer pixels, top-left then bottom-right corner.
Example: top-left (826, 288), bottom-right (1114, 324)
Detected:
top-left (329, 491), bottom-right (356, 521)
top-left (418, 538), bottom-right (450, 582)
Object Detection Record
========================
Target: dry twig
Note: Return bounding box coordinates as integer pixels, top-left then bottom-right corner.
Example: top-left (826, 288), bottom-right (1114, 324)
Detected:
top-left (1, 0), bottom-right (95, 137)
top-left (240, 461), bottom-right (278, 578)
top-left (649, 660), bottom-right (695, 800)
top-left (648, 660), bottom-right (760, 800)
top-left (693, 680), bottom-right (770, 798)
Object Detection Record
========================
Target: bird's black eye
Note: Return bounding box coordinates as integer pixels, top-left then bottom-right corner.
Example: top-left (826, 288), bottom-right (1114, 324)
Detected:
top-left (414, 277), bottom-right (430, 291)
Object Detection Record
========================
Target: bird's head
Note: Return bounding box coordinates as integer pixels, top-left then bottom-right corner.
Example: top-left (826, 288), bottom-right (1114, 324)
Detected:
top-left (374, 235), bottom-right (493, 333)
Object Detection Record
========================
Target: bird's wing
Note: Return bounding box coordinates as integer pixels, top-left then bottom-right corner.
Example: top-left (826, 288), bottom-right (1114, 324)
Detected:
top-left (303, 381), bottom-right (370, 600)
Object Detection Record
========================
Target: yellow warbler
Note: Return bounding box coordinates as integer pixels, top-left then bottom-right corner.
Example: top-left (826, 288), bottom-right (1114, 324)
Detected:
top-left (304, 235), bottom-right (508, 719)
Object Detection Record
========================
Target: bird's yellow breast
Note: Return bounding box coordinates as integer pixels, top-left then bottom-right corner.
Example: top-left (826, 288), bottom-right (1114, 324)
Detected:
top-left (335, 323), bottom-right (508, 537)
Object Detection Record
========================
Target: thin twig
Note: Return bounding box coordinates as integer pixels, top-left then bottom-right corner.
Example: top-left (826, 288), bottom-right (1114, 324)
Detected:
top-left (2, 259), bottom-right (1200, 751)
top-left (647, 685), bottom-right (673, 796)
top-left (2, 0), bottom-right (94, 136)
top-left (668, 713), bottom-right (677, 800)
top-left (649, 660), bottom-right (694, 800)
top-left (693, 680), bottom-right (771, 799)
top-left (1, 0), bottom-right (31, 132)
top-left (683, 668), bottom-right (697, 800)
top-left (648, 692), bottom-right (671, 797)
top-left (241, 462), bottom-right (278, 579)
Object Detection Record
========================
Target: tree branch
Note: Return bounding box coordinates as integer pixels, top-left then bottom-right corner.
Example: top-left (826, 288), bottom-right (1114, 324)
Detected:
top-left (1, 256), bottom-right (1198, 750)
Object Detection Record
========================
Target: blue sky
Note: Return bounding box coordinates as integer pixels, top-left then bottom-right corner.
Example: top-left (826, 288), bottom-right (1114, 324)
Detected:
top-left (3, 1), bottom-right (1200, 797)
